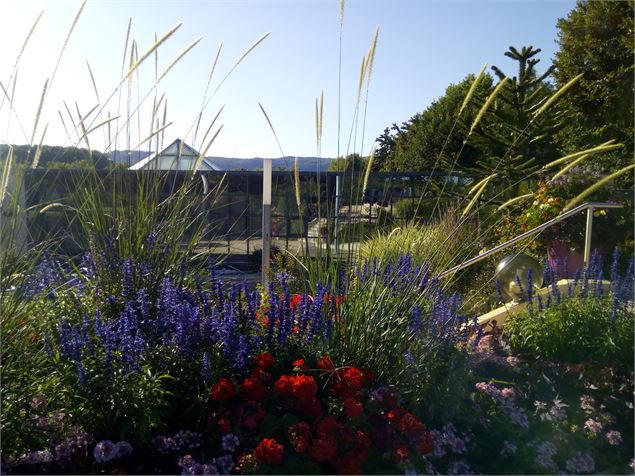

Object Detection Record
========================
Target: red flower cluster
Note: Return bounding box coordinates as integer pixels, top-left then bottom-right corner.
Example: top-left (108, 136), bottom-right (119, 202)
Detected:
top-left (210, 378), bottom-right (235, 402)
top-left (254, 438), bottom-right (284, 465)
top-left (207, 354), bottom-right (436, 475)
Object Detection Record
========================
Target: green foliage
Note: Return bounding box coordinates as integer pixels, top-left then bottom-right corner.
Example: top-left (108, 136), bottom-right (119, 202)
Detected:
top-left (0, 144), bottom-right (114, 169)
top-left (359, 209), bottom-right (483, 277)
top-left (553, 0), bottom-right (634, 158)
top-left (467, 46), bottom-right (563, 194)
top-left (504, 294), bottom-right (634, 371)
top-left (374, 74), bottom-right (493, 172)
top-left (327, 153), bottom-right (367, 172)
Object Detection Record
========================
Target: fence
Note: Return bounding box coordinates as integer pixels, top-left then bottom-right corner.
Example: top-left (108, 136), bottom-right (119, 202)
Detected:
top-left (22, 168), bottom-right (471, 268)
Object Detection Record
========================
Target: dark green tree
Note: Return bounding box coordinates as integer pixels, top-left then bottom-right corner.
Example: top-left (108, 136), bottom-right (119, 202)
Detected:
top-left (328, 152), bottom-right (367, 172)
top-left (553, 0), bottom-right (634, 159)
top-left (373, 74), bottom-right (494, 172)
top-left (468, 46), bottom-right (564, 194)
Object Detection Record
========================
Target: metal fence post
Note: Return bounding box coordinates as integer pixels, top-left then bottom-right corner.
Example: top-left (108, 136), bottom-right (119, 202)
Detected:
top-left (262, 159), bottom-right (272, 288)
top-left (583, 207), bottom-right (594, 267)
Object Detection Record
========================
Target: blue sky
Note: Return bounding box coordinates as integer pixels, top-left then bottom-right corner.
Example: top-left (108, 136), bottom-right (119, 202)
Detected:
top-left (1, 0), bottom-right (575, 159)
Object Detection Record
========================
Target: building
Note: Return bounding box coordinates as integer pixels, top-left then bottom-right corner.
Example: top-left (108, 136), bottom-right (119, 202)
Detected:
top-left (128, 139), bottom-right (221, 171)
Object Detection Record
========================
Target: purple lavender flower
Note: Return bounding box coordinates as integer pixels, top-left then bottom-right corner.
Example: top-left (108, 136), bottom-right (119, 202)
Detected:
top-left (214, 455), bottom-right (234, 474)
top-left (534, 440), bottom-right (558, 470)
top-left (447, 461), bottom-right (473, 475)
top-left (222, 434), bottom-right (240, 453)
top-left (565, 452), bottom-right (595, 474)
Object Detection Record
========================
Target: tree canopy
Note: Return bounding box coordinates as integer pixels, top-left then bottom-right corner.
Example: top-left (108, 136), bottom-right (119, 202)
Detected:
top-left (553, 0), bottom-right (634, 157)
top-left (373, 74), bottom-right (493, 172)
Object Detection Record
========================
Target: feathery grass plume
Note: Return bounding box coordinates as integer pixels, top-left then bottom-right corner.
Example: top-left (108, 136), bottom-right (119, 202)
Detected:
top-left (31, 124), bottom-right (48, 168)
top-left (197, 106), bottom-right (225, 153)
top-left (365, 26), bottom-right (380, 87)
top-left (462, 173), bottom-right (495, 217)
top-left (125, 22), bottom-right (183, 81)
top-left (564, 164), bottom-right (635, 211)
top-left (356, 55), bottom-right (367, 104)
top-left (362, 146), bottom-right (376, 197)
top-left (157, 37), bottom-right (202, 84)
top-left (29, 79), bottom-right (48, 146)
top-left (107, 110), bottom-right (112, 147)
top-left (39, 203), bottom-right (77, 213)
top-left (75, 102), bottom-right (92, 154)
top-left (63, 100), bottom-right (78, 140)
top-left (541, 141), bottom-right (621, 170)
top-left (1, 74), bottom-right (29, 143)
top-left (193, 125), bottom-right (224, 172)
top-left (86, 61), bottom-right (100, 103)
top-left (467, 76), bottom-right (508, 138)
top-left (58, 110), bottom-right (71, 140)
top-left (194, 42), bottom-right (223, 147)
top-left (161, 99), bottom-right (168, 149)
top-left (549, 154), bottom-right (590, 183)
top-left (315, 91), bottom-right (325, 155)
top-left (0, 146), bottom-right (14, 206)
top-left (458, 63), bottom-right (487, 118)
top-left (84, 115), bottom-right (120, 138)
top-left (468, 173), bottom-right (497, 195)
top-left (257, 102), bottom-right (285, 157)
top-left (340, 0), bottom-right (345, 25)
top-left (131, 122), bottom-right (173, 151)
top-left (294, 157), bottom-right (301, 210)
top-left (4, 10), bottom-right (43, 92)
top-left (497, 193), bottom-right (533, 211)
top-left (210, 33), bottom-right (270, 99)
top-left (48, 0), bottom-right (86, 90)
top-left (319, 90), bottom-right (324, 143)
top-left (532, 73), bottom-right (583, 119)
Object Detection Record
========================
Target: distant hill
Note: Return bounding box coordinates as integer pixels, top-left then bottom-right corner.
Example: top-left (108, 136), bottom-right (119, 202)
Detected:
top-left (206, 156), bottom-right (335, 172)
top-left (113, 151), bottom-right (335, 171)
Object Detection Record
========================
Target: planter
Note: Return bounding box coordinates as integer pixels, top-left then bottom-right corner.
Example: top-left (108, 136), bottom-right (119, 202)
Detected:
top-left (547, 240), bottom-right (584, 279)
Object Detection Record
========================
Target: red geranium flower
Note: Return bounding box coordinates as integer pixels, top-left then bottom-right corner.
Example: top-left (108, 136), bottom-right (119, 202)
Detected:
top-left (255, 352), bottom-right (275, 370)
top-left (254, 438), bottom-right (284, 465)
top-left (397, 412), bottom-right (426, 437)
top-left (217, 417), bottom-right (231, 434)
top-left (309, 437), bottom-right (337, 463)
top-left (342, 397), bottom-right (363, 420)
top-left (274, 375), bottom-right (294, 398)
top-left (333, 367), bottom-right (365, 397)
top-left (210, 378), bottom-right (235, 402)
top-left (292, 359), bottom-right (306, 371)
top-left (291, 375), bottom-right (318, 402)
top-left (316, 355), bottom-right (335, 372)
top-left (241, 376), bottom-right (268, 401)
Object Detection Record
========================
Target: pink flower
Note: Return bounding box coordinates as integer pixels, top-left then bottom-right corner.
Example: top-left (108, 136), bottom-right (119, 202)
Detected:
top-left (606, 430), bottom-right (623, 446)
top-left (501, 387), bottom-right (516, 399)
top-left (584, 418), bottom-right (602, 434)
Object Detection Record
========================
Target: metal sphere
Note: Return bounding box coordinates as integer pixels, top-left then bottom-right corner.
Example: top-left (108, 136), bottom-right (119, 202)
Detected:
top-left (495, 254), bottom-right (544, 301)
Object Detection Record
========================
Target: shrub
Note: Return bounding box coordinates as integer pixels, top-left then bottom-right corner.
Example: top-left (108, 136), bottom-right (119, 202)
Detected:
top-left (504, 251), bottom-right (634, 371)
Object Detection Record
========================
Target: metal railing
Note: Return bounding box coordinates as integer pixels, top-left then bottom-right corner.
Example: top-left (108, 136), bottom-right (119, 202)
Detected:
top-left (438, 202), bottom-right (623, 278)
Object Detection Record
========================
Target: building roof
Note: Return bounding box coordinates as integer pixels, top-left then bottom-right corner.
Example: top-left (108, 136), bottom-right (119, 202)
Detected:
top-left (129, 139), bottom-right (221, 171)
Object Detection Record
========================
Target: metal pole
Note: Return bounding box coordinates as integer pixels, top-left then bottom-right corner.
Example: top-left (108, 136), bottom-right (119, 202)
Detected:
top-left (333, 174), bottom-right (341, 257)
top-left (583, 207), bottom-right (594, 267)
top-left (262, 159), bottom-right (272, 288)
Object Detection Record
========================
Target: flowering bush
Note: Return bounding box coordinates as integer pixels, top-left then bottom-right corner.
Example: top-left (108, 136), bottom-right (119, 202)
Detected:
top-left (504, 249), bottom-right (634, 371)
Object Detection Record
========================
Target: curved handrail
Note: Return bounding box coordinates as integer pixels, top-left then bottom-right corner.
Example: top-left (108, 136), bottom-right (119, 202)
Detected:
top-left (438, 201), bottom-right (623, 278)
